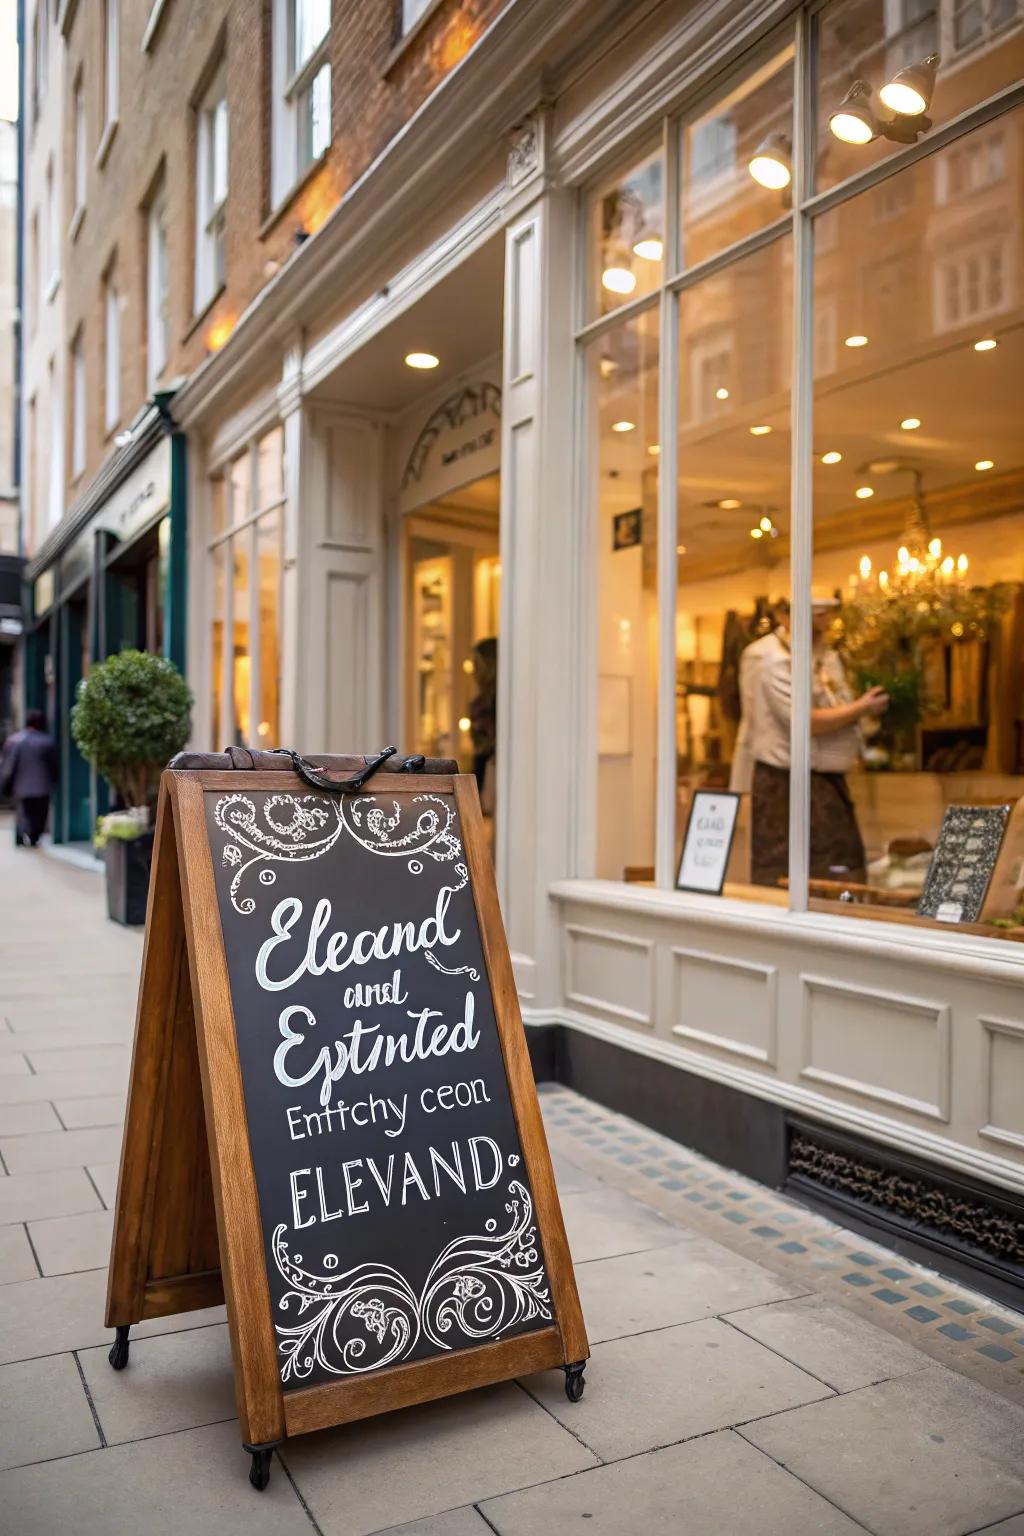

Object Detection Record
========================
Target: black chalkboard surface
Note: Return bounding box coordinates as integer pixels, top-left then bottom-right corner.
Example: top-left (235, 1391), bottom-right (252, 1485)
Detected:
top-left (205, 785), bottom-right (551, 1391)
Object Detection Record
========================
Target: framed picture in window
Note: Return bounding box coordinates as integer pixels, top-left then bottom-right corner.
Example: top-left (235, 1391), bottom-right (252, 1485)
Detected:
top-left (676, 790), bottom-right (740, 895)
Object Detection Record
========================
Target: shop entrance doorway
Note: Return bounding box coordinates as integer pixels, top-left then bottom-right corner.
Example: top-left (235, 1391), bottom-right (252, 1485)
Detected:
top-left (405, 472), bottom-right (500, 830)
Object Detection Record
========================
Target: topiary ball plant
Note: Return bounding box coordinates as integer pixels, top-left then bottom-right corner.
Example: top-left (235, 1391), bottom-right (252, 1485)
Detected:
top-left (71, 649), bottom-right (193, 814)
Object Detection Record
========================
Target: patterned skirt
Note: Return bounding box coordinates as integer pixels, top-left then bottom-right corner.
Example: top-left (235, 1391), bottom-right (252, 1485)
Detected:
top-left (751, 761), bottom-right (867, 889)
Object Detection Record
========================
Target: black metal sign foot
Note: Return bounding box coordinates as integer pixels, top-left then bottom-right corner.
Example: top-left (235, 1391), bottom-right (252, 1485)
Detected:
top-left (563, 1361), bottom-right (587, 1402)
top-left (244, 1442), bottom-right (281, 1491)
top-left (108, 1326), bottom-right (131, 1370)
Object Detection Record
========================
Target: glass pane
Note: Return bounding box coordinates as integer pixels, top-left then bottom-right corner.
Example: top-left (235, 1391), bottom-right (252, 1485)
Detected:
top-left (210, 475), bottom-right (226, 538)
top-left (680, 41), bottom-right (794, 271)
top-left (232, 536), bottom-right (251, 746)
top-left (302, 63), bottom-right (331, 166)
top-left (815, 0), bottom-right (1024, 194)
top-left (256, 426), bottom-right (284, 510)
top-left (210, 542), bottom-right (225, 746)
top-left (210, 96), bottom-right (229, 208)
top-left (587, 305), bottom-right (660, 880)
top-left (255, 509), bottom-right (281, 749)
top-left (586, 150), bottom-right (663, 322)
top-left (676, 236), bottom-right (792, 900)
top-left (230, 450), bottom-right (250, 525)
top-left (811, 109), bottom-right (1024, 939)
top-left (295, 0), bottom-right (330, 70)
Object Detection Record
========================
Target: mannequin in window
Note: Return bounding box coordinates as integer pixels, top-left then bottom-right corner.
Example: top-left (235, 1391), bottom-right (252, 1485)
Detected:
top-left (735, 595), bottom-right (888, 888)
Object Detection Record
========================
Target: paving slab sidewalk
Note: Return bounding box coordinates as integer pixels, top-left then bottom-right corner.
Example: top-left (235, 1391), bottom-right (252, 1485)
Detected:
top-left (1, 815), bottom-right (1023, 1536)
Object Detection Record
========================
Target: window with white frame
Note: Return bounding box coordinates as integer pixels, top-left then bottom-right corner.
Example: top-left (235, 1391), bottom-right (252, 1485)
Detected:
top-left (104, 0), bottom-right (119, 130)
top-left (104, 270), bottom-right (120, 433)
top-left (147, 186), bottom-right (169, 391)
top-left (32, 3), bottom-right (48, 125)
top-left (71, 330), bottom-right (86, 480)
top-left (45, 157), bottom-right (59, 294)
top-left (270, 0), bottom-right (331, 207)
top-left (580, 5), bottom-right (1024, 945)
top-left (72, 77), bottom-right (87, 223)
top-left (194, 66), bottom-right (228, 313)
top-left (208, 427), bottom-right (285, 749)
top-left (47, 359), bottom-right (63, 529)
top-left (950, 0), bottom-right (1021, 53)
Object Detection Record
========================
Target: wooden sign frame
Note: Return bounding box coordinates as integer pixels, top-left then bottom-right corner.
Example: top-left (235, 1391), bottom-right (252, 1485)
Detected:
top-left (105, 765), bottom-right (588, 1487)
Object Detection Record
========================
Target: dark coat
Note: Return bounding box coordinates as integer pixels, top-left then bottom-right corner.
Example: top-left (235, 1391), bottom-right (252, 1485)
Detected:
top-left (1, 727), bottom-right (58, 798)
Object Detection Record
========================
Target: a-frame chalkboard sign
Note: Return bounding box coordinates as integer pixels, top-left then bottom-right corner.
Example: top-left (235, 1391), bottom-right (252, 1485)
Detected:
top-left (105, 747), bottom-right (588, 1489)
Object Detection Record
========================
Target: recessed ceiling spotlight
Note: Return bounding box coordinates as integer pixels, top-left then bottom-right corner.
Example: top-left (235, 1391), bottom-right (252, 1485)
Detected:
top-left (632, 237), bottom-right (663, 262)
top-left (975, 459), bottom-right (994, 471)
top-left (748, 132), bottom-right (792, 190)
top-left (750, 527), bottom-right (764, 539)
top-left (844, 334), bottom-right (869, 348)
top-left (900, 417), bottom-right (921, 430)
top-left (879, 54), bottom-right (939, 117)
top-left (749, 424), bottom-right (772, 436)
top-left (759, 516), bottom-right (773, 532)
top-left (715, 386), bottom-right (730, 400)
top-left (611, 420), bottom-right (635, 433)
top-left (405, 351), bottom-right (439, 369)
top-left (973, 337), bottom-right (997, 352)
top-left (601, 266), bottom-right (637, 295)
top-left (820, 451), bottom-right (842, 464)
top-left (855, 486), bottom-right (874, 499)
top-left (676, 543), bottom-right (687, 554)
top-left (718, 498), bottom-right (742, 509)
top-left (647, 443), bottom-right (661, 456)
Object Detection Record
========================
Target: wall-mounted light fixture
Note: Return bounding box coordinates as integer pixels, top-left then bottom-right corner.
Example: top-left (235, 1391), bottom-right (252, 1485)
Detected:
top-left (829, 56), bottom-right (938, 148)
top-left (748, 132), bottom-right (792, 190)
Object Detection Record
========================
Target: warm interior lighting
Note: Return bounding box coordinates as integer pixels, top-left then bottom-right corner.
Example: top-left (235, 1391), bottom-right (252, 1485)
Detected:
top-left (457, 716), bottom-right (471, 732)
top-left (859, 555), bottom-right (872, 579)
top-left (598, 357), bottom-right (618, 378)
top-left (821, 451), bottom-right (842, 464)
top-left (207, 316), bottom-right (235, 352)
top-left (750, 527), bottom-right (764, 539)
top-left (900, 417), bottom-right (921, 431)
top-left (829, 81), bottom-right (878, 145)
top-left (748, 133), bottom-right (792, 190)
top-left (611, 420), bottom-right (635, 433)
top-left (632, 237), bottom-right (663, 262)
top-left (855, 486), bottom-right (874, 499)
top-left (928, 537), bottom-right (943, 558)
top-left (718, 498), bottom-right (742, 509)
top-left (601, 266), bottom-right (637, 295)
top-left (844, 334), bottom-right (869, 348)
top-left (676, 543), bottom-right (687, 555)
top-left (715, 387), bottom-right (730, 400)
top-left (647, 443), bottom-right (661, 456)
top-left (749, 424), bottom-right (772, 436)
top-left (975, 459), bottom-right (994, 471)
top-left (974, 338), bottom-right (997, 352)
top-left (405, 351), bottom-right (439, 369)
top-left (759, 516), bottom-right (773, 532)
top-left (879, 54), bottom-right (939, 117)
top-left (957, 554), bottom-right (969, 573)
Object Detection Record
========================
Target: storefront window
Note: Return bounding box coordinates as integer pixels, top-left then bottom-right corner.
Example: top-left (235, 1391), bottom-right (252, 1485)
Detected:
top-left (676, 238), bottom-right (792, 898)
top-left (586, 149), bottom-right (663, 322)
top-left (588, 305), bottom-right (659, 881)
top-left (810, 107), bottom-right (1024, 935)
top-left (208, 426), bottom-right (286, 749)
top-left (680, 40), bottom-right (793, 269)
top-left (581, 9), bottom-right (1024, 942)
top-left (815, 0), bottom-right (1024, 194)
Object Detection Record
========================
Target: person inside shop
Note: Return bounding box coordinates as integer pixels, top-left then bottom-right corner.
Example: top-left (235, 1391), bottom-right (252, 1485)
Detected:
top-left (734, 595), bottom-right (889, 889)
top-left (0, 710), bottom-right (59, 849)
top-left (467, 637), bottom-right (498, 813)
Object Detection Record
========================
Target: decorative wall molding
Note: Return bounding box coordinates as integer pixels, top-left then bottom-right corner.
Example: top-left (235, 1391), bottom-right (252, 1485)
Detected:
top-left (670, 945), bottom-right (778, 1067)
top-left (799, 974), bottom-right (951, 1123)
top-left (563, 924), bottom-right (654, 1029)
top-left (979, 1014), bottom-right (1024, 1152)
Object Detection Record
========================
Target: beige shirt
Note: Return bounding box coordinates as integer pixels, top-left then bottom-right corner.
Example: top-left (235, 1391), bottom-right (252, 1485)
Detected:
top-left (730, 631), bottom-right (862, 784)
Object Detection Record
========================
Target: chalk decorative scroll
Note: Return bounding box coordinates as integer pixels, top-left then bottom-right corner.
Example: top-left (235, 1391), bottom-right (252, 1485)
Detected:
top-left (271, 1179), bottom-right (550, 1382)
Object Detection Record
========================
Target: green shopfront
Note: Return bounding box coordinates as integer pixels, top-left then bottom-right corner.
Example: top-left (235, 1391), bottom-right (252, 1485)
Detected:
top-left (23, 406), bottom-right (187, 845)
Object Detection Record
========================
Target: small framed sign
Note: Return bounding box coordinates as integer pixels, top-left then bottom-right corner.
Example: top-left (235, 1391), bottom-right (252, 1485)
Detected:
top-left (676, 790), bottom-right (741, 895)
top-left (612, 508), bottom-right (642, 551)
top-left (917, 803), bottom-right (1011, 924)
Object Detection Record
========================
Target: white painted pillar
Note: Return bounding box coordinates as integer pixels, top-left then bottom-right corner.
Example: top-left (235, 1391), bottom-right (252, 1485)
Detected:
top-left (497, 117), bottom-right (578, 1008)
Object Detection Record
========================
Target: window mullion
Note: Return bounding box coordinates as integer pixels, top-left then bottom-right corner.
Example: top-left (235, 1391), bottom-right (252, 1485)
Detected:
top-left (788, 5), bottom-right (815, 916)
top-left (248, 447), bottom-right (261, 748)
top-left (655, 113), bottom-right (680, 891)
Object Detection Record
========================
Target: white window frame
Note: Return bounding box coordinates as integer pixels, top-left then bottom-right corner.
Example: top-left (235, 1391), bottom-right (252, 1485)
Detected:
top-left (194, 66), bottom-right (228, 314)
top-left (104, 272), bottom-right (120, 434)
top-left (147, 186), bottom-right (169, 392)
top-left (71, 77), bottom-right (87, 231)
top-left (71, 330), bottom-right (86, 480)
top-left (47, 359), bottom-right (63, 529)
top-left (270, 0), bottom-right (331, 209)
top-left (44, 157), bottom-right (59, 299)
top-left (401, 0), bottom-right (439, 34)
top-left (104, 0), bottom-right (119, 129)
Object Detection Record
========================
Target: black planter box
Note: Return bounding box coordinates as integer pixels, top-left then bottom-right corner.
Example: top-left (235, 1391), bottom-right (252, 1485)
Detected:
top-left (104, 830), bottom-right (155, 926)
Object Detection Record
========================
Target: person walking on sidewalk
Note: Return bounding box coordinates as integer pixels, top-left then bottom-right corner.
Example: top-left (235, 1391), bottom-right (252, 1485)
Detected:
top-left (0, 709), bottom-right (58, 847)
